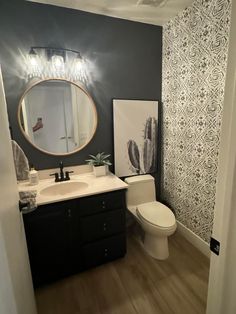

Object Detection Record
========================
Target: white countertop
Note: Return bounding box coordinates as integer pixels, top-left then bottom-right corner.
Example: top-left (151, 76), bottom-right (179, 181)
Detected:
top-left (18, 172), bottom-right (128, 206)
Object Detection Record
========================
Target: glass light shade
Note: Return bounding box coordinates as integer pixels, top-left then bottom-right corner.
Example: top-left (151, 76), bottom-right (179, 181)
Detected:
top-left (28, 50), bottom-right (42, 78)
top-left (70, 56), bottom-right (87, 83)
top-left (74, 57), bottom-right (84, 71)
top-left (51, 55), bottom-right (64, 70)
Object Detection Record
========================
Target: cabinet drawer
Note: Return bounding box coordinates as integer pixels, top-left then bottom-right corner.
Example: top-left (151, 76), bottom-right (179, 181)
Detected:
top-left (78, 190), bottom-right (125, 216)
top-left (35, 200), bottom-right (75, 216)
top-left (82, 233), bottom-right (126, 268)
top-left (79, 209), bottom-right (125, 243)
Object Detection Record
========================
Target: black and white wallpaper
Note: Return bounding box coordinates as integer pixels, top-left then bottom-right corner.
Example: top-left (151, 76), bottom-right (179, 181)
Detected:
top-left (162, 0), bottom-right (231, 243)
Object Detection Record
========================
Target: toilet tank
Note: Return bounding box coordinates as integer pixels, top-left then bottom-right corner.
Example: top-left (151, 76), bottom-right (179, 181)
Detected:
top-left (124, 175), bottom-right (156, 206)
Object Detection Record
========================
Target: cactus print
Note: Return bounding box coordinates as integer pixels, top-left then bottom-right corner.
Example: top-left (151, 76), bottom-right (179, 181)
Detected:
top-left (127, 117), bottom-right (157, 174)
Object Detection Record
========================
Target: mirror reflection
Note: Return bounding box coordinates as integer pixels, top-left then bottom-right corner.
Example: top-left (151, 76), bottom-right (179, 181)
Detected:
top-left (18, 79), bottom-right (97, 155)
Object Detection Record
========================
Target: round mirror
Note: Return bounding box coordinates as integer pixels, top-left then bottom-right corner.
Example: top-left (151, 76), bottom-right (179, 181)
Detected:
top-left (18, 79), bottom-right (97, 155)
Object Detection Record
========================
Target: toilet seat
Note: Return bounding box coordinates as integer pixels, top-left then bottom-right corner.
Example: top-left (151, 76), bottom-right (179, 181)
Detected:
top-left (137, 202), bottom-right (175, 229)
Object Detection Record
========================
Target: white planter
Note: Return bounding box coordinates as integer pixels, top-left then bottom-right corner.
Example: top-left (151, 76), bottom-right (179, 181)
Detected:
top-left (93, 165), bottom-right (108, 177)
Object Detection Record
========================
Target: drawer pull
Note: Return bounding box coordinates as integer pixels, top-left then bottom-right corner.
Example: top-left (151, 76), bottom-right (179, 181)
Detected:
top-left (68, 209), bottom-right (71, 217)
top-left (103, 222), bottom-right (107, 231)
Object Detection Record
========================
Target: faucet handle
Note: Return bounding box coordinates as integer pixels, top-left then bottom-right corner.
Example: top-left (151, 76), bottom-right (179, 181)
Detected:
top-left (65, 171), bottom-right (73, 181)
top-left (50, 172), bottom-right (59, 182)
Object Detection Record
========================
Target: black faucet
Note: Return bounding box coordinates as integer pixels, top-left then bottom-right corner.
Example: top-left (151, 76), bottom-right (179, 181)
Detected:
top-left (59, 161), bottom-right (64, 181)
top-left (50, 161), bottom-right (74, 182)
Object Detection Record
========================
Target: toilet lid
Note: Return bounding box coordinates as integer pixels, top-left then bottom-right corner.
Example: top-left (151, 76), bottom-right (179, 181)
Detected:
top-left (137, 202), bottom-right (175, 228)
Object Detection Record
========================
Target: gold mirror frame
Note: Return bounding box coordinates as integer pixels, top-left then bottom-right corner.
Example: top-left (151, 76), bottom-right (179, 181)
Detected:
top-left (18, 78), bottom-right (98, 156)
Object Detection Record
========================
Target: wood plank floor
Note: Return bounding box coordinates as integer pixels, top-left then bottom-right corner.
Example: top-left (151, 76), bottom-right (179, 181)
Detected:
top-left (35, 230), bottom-right (210, 314)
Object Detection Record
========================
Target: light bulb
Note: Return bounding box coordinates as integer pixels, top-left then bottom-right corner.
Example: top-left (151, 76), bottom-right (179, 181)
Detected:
top-left (28, 48), bottom-right (39, 67)
top-left (29, 54), bottom-right (38, 66)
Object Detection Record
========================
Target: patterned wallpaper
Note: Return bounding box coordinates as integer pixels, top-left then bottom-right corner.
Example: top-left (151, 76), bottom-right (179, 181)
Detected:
top-left (162, 0), bottom-right (231, 243)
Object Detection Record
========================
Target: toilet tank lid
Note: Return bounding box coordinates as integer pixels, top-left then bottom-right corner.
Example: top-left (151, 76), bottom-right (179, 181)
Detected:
top-left (124, 174), bottom-right (154, 185)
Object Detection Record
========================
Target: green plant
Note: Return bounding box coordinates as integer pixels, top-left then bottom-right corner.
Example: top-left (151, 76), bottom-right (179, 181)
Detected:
top-left (86, 152), bottom-right (112, 167)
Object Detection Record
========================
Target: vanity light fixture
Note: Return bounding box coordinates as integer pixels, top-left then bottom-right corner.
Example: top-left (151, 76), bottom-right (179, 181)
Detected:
top-left (27, 46), bottom-right (88, 83)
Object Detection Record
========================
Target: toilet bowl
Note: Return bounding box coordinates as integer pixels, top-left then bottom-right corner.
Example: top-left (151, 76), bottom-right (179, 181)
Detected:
top-left (125, 175), bottom-right (177, 260)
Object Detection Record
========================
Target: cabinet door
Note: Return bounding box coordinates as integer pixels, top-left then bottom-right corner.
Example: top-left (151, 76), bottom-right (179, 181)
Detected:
top-left (23, 204), bottom-right (70, 285)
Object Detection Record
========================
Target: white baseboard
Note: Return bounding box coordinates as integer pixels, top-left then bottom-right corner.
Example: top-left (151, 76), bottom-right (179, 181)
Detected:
top-left (177, 221), bottom-right (210, 258)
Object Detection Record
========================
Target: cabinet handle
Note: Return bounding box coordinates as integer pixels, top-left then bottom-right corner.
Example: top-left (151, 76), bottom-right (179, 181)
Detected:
top-left (104, 248), bottom-right (109, 257)
top-left (103, 222), bottom-right (107, 231)
top-left (68, 209), bottom-right (71, 217)
top-left (102, 201), bottom-right (106, 209)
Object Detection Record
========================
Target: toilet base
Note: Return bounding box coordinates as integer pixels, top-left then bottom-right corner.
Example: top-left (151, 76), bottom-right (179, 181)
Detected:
top-left (143, 233), bottom-right (169, 260)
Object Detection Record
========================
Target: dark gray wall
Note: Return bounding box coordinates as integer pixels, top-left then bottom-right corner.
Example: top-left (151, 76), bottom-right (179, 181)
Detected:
top-left (0, 0), bottom-right (162, 170)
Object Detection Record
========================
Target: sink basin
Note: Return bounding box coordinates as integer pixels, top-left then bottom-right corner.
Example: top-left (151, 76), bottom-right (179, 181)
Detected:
top-left (40, 181), bottom-right (88, 196)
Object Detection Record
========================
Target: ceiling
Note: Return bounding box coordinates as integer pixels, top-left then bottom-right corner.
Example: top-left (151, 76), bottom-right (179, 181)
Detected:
top-left (27, 0), bottom-right (195, 26)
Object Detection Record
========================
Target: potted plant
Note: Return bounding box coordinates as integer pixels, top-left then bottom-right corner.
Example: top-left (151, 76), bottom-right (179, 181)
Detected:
top-left (86, 152), bottom-right (112, 177)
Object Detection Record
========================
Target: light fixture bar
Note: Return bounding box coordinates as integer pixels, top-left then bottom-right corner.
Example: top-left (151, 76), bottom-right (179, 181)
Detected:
top-left (30, 46), bottom-right (82, 56)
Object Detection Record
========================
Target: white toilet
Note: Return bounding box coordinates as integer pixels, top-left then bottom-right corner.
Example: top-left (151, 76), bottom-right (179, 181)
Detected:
top-left (125, 174), bottom-right (176, 260)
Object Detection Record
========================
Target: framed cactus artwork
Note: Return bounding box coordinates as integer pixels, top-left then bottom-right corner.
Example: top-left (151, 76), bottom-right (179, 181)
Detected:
top-left (113, 99), bottom-right (158, 177)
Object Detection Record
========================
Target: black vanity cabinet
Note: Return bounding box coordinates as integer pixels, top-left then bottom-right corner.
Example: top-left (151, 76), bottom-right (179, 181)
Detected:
top-left (23, 190), bottom-right (126, 286)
